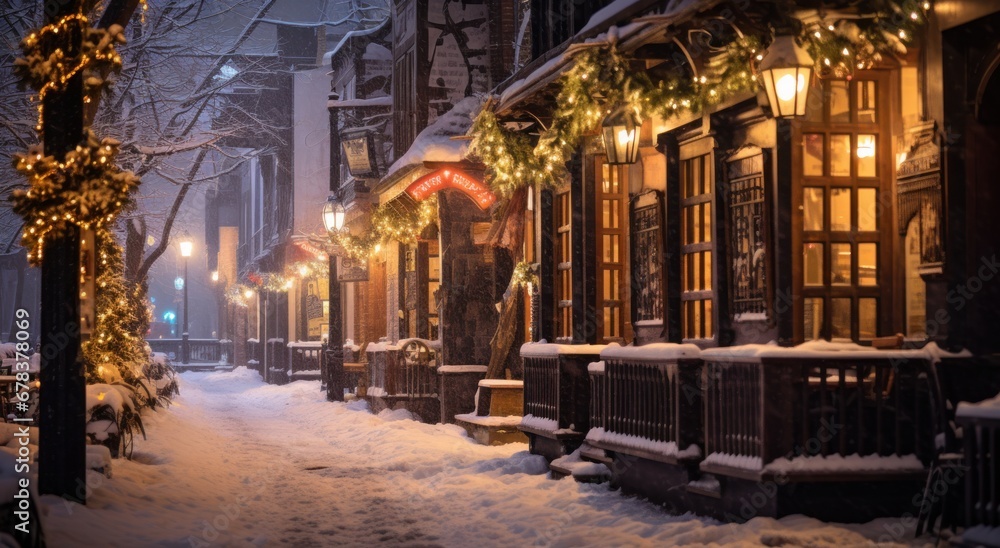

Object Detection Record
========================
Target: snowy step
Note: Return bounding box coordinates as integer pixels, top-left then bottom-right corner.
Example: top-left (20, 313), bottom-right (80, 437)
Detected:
top-left (549, 449), bottom-right (611, 484)
top-left (454, 413), bottom-right (528, 446)
top-left (475, 379), bottom-right (523, 417)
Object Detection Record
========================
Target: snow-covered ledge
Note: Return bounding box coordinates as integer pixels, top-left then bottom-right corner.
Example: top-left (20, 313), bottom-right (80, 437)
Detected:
top-left (438, 365), bottom-right (487, 375)
top-left (699, 340), bottom-right (967, 363)
top-left (586, 427), bottom-right (701, 461)
top-left (956, 392), bottom-right (1000, 421)
top-left (365, 341), bottom-right (399, 352)
top-left (701, 452), bottom-right (925, 475)
top-left (599, 342), bottom-right (701, 362)
top-left (520, 341), bottom-right (610, 358)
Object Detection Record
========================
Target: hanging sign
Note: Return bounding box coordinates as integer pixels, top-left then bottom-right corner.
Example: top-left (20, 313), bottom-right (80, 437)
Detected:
top-left (405, 168), bottom-right (496, 210)
top-left (338, 256), bottom-right (369, 282)
top-left (342, 135), bottom-right (378, 177)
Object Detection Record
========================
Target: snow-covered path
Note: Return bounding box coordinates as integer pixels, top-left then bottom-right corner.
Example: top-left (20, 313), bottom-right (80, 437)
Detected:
top-left (43, 368), bottom-right (931, 547)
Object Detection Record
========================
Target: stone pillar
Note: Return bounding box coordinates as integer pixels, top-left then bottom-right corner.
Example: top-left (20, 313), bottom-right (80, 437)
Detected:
top-left (437, 189), bottom-right (497, 366)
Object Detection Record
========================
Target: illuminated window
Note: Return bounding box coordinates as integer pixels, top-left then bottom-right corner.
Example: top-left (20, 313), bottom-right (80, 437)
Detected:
top-left (555, 191), bottom-right (572, 341)
top-left (596, 159), bottom-right (628, 343)
top-left (796, 77), bottom-right (886, 341)
top-left (681, 154), bottom-right (713, 340)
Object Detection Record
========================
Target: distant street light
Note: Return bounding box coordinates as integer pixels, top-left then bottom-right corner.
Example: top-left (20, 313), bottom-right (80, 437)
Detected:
top-left (179, 232), bottom-right (194, 364)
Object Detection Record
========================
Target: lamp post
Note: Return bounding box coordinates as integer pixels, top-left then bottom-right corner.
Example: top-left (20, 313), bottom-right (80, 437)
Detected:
top-left (179, 233), bottom-right (193, 364)
top-left (243, 288), bottom-right (254, 369)
top-left (758, 34), bottom-right (814, 118)
top-left (322, 196), bottom-right (346, 401)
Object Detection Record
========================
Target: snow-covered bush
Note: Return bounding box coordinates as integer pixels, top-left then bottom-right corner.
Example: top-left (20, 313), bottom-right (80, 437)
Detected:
top-left (85, 383), bottom-right (146, 459)
top-left (143, 351), bottom-right (180, 405)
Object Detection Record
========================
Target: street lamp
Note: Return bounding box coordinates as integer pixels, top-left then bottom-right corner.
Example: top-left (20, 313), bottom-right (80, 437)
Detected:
top-left (179, 232), bottom-right (193, 364)
top-left (322, 197), bottom-right (346, 233)
top-left (323, 196), bottom-right (346, 401)
top-left (601, 108), bottom-right (641, 165)
top-left (758, 34), bottom-right (814, 118)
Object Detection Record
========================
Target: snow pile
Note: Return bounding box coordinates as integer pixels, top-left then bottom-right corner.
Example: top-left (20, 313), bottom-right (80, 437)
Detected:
top-left (41, 368), bottom-right (935, 547)
top-left (86, 445), bottom-right (113, 478)
top-left (86, 384), bottom-right (132, 415)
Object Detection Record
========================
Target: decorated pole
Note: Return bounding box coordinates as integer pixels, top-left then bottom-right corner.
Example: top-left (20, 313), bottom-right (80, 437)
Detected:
top-left (14, 1), bottom-right (140, 503)
top-left (38, 0), bottom-right (87, 502)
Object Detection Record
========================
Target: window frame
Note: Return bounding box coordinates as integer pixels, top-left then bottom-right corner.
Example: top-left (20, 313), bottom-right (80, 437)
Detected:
top-left (593, 156), bottom-right (629, 344)
top-left (725, 148), bottom-right (774, 322)
top-left (678, 150), bottom-right (717, 341)
top-left (793, 73), bottom-right (893, 342)
top-left (630, 189), bottom-right (666, 326)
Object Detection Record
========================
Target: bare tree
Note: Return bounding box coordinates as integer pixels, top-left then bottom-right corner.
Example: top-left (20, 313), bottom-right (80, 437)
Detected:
top-left (1, 0), bottom-right (391, 283)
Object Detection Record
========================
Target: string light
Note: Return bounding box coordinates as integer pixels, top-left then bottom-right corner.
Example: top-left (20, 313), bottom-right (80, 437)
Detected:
top-left (332, 196), bottom-right (437, 260)
top-left (82, 229), bottom-right (152, 386)
top-left (12, 130), bottom-right (141, 263)
top-left (13, 9), bottom-right (135, 264)
top-left (15, 13), bottom-right (126, 128)
top-left (467, 1), bottom-right (927, 194)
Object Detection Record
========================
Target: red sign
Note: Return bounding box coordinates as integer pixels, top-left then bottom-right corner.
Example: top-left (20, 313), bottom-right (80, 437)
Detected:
top-left (405, 168), bottom-right (496, 210)
top-left (293, 239), bottom-right (328, 261)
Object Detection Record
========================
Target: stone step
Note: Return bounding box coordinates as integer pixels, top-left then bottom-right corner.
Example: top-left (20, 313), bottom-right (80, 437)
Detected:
top-left (454, 414), bottom-right (528, 446)
top-left (475, 379), bottom-right (523, 417)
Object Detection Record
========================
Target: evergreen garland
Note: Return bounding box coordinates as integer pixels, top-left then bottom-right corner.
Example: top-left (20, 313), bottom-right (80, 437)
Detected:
top-left (11, 12), bottom-right (139, 264)
top-left (12, 131), bottom-right (140, 263)
top-left (467, 1), bottom-right (928, 197)
top-left (332, 195), bottom-right (437, 260)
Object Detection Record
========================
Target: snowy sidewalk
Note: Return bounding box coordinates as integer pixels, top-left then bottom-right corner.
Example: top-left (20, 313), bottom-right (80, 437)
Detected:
top-left (43, 368), bottom-right (930, 547)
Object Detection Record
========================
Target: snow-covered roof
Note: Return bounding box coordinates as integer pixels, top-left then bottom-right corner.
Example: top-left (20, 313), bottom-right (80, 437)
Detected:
top-left (496, 0), bottom-right (723, 113)
top-left (322, 18), bottom-right (390, 67)
top-left (380, 96), bottom-right (484, 185)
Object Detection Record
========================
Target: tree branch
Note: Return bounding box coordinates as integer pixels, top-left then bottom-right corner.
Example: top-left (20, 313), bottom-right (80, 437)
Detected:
top-left (134, 181), bottom-right (190, 285)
